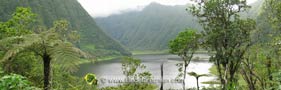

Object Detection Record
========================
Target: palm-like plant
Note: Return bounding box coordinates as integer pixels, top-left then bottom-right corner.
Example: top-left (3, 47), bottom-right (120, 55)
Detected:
top-left (0, 22), bottom-right (89, 90)
top-left (188, 72), bottom-right (209, 90)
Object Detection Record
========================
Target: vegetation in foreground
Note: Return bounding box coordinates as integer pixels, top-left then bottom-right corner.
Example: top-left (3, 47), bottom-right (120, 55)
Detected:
top-left (1, 0), bottom-right (281, 90)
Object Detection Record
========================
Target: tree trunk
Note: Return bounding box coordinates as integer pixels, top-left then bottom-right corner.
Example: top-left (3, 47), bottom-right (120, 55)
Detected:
top-left (43, 53), bottom-right (51, 90)
top-left (249, 82), bottom-right (256, 90)
top-left (215, 58), bottom-right (226, 89)
top-left (160, 63), bottom-right (164, 90)
top-left (183, 60), bottom-right (187, 90)
top-left (196, 77), bottom-right (199, 90)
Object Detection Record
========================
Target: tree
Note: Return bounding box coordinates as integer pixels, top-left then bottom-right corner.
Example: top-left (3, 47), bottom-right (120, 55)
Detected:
top-left (263, 0), bottom-right (281, 90)
top-left (239, 44), bottom-right (264, 90)
top-left (0, 7), bottom-right (36, 39)
top-left (0, 7), bottom-right (38, 76)
top-left (189, 0), bottom-right (256, 89)
top-left (235, 0), bottom-right (281, 89)
top-left (120, 57), bottom-right (154, 90)
top-left (121, 57), bottom-right (152, 82)
top-left (169, 29), bottom-right (201, 90)
top-left (188, 72), bottom-right (209, 90)
top-left (266, 0), bottom-right (281, 30)
top-left (0, 20), bottom-right (88, 90)
top-left (122, 57), bottom-right (142, 81)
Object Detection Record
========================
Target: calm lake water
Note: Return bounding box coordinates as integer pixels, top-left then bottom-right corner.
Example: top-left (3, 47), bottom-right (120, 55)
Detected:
top-left (75, 54), bottom-right (216, 89)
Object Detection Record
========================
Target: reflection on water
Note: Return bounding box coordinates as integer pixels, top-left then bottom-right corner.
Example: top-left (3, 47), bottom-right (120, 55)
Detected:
top-left (75, 54), bottom-right (216, 89)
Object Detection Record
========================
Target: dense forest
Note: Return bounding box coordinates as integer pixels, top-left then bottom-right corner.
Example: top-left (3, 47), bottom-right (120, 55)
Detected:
top-left (95, 1), bottom-right (262, 51)
top-left (1, 0), bottom-right (281, 90)
top-left (96, 3), bottom-right (201, 51)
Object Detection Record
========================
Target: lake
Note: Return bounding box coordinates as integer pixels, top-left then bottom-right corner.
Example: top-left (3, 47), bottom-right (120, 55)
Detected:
top-left (75, 54), bottom-right (216, 89)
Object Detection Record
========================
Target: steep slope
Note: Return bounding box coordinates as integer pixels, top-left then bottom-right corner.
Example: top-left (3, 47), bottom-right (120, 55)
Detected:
top-left (255, 0), bottom-right (275, 43)
top-left (0, 0), bottom-right (131, 57)
top-left (240, 0), bottom-right (264, 18)
top-left (95, 2), bottom-right (263, 51)
top-left (95, 3), bottom-right (201, 51)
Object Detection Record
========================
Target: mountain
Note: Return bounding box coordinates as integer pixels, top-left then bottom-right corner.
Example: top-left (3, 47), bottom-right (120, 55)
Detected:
top-left (95, 1), bottom-right (263, 51)
top-left (95, 3), bottom-right (202, 51)
top-left (0, 0), bottom-right (131, 57)
top-left (255, 0), bottom-right (275, 43)
top-left (241, 0), bottom-right (264, 18)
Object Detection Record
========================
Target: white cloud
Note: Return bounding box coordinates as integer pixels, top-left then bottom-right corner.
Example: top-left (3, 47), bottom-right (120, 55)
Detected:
top-left (77, 0), bottom-right (258, 18)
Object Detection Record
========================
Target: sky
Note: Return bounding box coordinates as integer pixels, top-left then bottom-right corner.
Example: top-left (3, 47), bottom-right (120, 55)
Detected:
top-left (77, 0), bottom-right (258, 18)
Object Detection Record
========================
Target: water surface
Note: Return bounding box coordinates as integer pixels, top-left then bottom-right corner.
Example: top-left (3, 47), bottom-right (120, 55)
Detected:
top-left (75, 54), bottom-right (216, 89)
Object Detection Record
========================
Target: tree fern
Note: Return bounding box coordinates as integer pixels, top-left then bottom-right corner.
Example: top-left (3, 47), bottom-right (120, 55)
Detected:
top-left (0, 27), bottom-right (90, 90)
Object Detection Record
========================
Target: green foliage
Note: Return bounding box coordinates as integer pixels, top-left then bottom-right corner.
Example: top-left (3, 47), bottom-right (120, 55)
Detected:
top-left (188, 72), bottom-right (209, 90)
top-left (238, 5), bottom-right (281, 87)
top-left (266, 0), bottom-right (281, 30)
top-left (0, 74), bottom-right (39, 90)
top-left (241, 1), bottom-right (281, 90)
top-left (0, 0), bottom-right (131, 57)
top-left (0, 3), bottom-right (129, 90)
top-left (1, 34), bottom-right (77, 73)
top-left (240, 0), bottom-right (264, 19)
top-left (189, 0), bottom-right (256, 89)
top-left (50, 66), bottom-right (96, 90)
top-left (121, 57), bottom-right (152, 81)
top-left (0, 18), bottom-right (89, 89)
top-left (0, 7), bottom-right (36, 39)
top-left (272, 70), bottom-right (281, 89)
top-left (96, 3), bottom-right (202, 51)
top-left (96, 2), bottom-right (262, 51)
top-left (1, 19), bottom-right (89, 72)
top-left (218, 1), bottom-right (281, 89)
top-left (122, 57), bottom-right (142, 78)
top-left (0, 7), bottom-right (43, 88)
top-left (1, 52), bottom-right (40, 76)
top-left (169, 29), bottom-right (201, 56)
top-left (169, 29), bottom-right (201, 90)
top-left (175, 63), bottom-right (184, 79)
top-left (188, 72), bottom-right (209, 78)
top-left (119, 57), bottom-right (155, 89)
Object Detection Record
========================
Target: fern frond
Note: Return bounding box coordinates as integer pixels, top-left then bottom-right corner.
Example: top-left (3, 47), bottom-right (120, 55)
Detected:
top-left (0, 34), bottom-right (41, 62)
top-left (0, 36), bottom-right (22, 51)
top-left (49, 43), bottom-right (88, 73)
top-left (1, 31), bottom-right (93, 73)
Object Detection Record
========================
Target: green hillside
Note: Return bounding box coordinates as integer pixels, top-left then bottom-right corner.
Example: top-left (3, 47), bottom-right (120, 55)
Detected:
top-left (96, 3), bottom-right (202, 51)
top-left (95, 2), bottom-right (262, 51)
top-left (240, 0), bottom-right (264, 18)
top-left (0, 0), bottom-right (131, 57)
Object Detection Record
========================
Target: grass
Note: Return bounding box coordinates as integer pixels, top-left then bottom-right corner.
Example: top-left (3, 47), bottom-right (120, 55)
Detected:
top-left (77, 49), bottom-right (212, 65)
top-left (78, 55), bottom-right (122, 64)
top-left (96, 56), bottom-right (122, 61)
top-left (209, 65), bottom-right (218, 75)
top-left (131, 50), bottom-right (213, 55)
top-left (131, 50), bottom-right (169, 55)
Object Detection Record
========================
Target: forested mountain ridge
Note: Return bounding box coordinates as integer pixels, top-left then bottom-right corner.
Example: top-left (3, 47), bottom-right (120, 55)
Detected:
top-left (96, 2), bottom-right (201, 51)
top-left (0, 0), bottom-right (131, 57)
top-left (95, 1), bottom-right (263, 51)
top-left (240, 0), bottom-right (264, 18)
